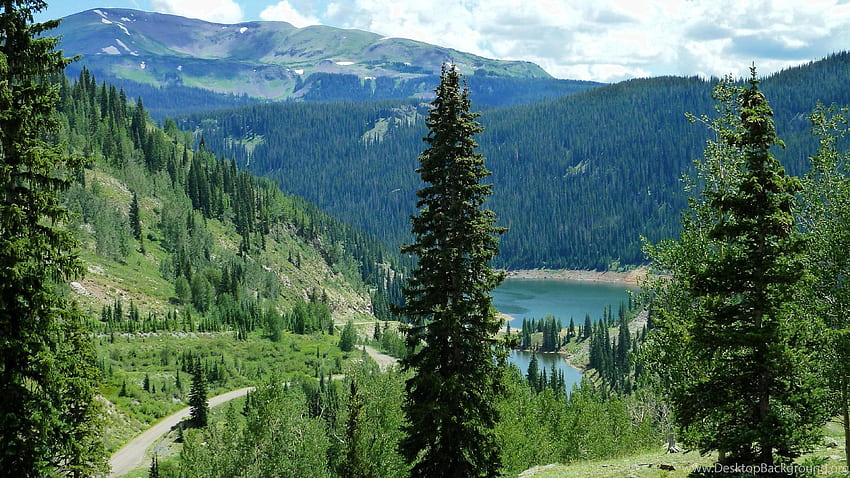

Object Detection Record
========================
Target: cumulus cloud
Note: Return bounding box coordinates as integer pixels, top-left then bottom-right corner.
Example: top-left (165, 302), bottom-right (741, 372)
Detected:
top-left (260, 1), bottom-right (320, 27)
top-left (276, 0), bottom-right (850, 82)
top-left (151, 0), bottom-right (243, 23)
top-left (137, 0), bottom-right (841, 82)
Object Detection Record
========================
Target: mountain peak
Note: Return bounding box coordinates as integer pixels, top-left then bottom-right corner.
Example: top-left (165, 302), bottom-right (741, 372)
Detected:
top-left (55, 8), bottom-right (552, 101)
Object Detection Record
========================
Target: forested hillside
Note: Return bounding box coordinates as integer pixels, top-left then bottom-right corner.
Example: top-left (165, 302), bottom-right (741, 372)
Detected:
top-left (56, 68), bottom-right (407, 331)
top-left (178, 52), bottom-right (850, 269)
top-left (51, 67), bottom-right (669, 478)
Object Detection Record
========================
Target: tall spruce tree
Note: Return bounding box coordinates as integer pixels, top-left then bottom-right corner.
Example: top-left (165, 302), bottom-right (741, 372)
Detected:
top-left (0, 1), bottom-right (106, 475)
top-left (399, 63), bottom-right (506, 478)
top-left (189, 359), bottom-right (209, 427)
top-left (644, 70), bottom-right (829, 467)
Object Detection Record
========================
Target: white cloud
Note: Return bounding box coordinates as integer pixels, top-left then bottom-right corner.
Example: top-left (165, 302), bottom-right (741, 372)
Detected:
top-left (151, 0), bottom-right (243, 23)
top-left (139, 0), bottom-right (850, 82)
top-left (260, 1), bottom-right (320, 27)
top-left (304, 0), bottom-right (850, 82)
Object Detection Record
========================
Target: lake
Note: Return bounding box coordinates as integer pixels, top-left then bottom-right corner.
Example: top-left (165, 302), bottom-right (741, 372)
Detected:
top-left (493, 278), bottom-right (636, 392)
top-left (492, 278), bottom-right (636, 325)
top-left (508, 349), bottom-right (584, 391)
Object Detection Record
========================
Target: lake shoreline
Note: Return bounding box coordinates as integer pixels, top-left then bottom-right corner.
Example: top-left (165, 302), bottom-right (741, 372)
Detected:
top-left (500, 268), bottom-right (648, 286)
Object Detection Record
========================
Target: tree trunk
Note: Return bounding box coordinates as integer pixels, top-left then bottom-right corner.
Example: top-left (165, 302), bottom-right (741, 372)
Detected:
top-left (666, 432), bottom-right (681, 453)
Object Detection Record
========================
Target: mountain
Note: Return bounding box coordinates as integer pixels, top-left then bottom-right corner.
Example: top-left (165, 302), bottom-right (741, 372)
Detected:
top-left (176, 53), bottom-right (850, 270)
top-left (56, 69), bottom-right (408, 330)
top-left (53, 8), bottom-right (600, 115)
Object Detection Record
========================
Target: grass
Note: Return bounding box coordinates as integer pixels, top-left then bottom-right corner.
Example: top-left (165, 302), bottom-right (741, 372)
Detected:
top-left (97, 330), bottom-right (357, 452)
top-left (521, 428), bottom-right (850, 478)
top-left (519, 449), bottom-right (718, 478)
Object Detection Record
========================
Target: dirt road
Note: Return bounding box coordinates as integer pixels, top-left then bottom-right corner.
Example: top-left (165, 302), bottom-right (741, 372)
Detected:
top-left (108, 387), bottom-right (254, 477)
top-left (110, 348), bottom-right (396, 476)
top-left (362, 345), bottom-right (399, 371)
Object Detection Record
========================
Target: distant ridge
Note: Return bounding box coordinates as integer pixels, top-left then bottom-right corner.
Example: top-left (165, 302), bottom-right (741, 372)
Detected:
top-left (53, 8), bottom-right (598, 110)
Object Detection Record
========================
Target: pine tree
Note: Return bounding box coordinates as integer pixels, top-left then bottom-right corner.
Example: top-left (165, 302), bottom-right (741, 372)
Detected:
top-left (398, 63), bottom-right (506, 478)
top-left (340, 381), bottom-right (366, 478)
top-left (644, 70), bottom-right (830, 466)
top-left (129, 190), bottom-right (142, 239)
top-left (189, 359), bottom-right (209, 427)
top-left (148, 455), bottom-right (160, 478)
top-left (526, 354), bottom-right (540, 393)
top-left (0, 2), bottom-right (106, 475)
top-left (338, 319), bottom-right (357, 352)
top-left (583, 314), bottom-right (592, 340)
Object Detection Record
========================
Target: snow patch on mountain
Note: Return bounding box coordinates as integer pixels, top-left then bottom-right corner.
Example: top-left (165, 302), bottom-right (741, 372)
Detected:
top-left (336, 61), bottom-right (354, 66)
top-left (240, 27), bottom-right (248, 34)
top-left (100, 17), bottom-right (112, 25)
top-left (101, 45), bottom-right (120, 55)
top-left (115, 39), bottom-right (133, 53)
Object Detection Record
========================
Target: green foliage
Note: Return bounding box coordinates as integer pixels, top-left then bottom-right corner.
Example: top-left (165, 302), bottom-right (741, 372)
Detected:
top-left (518, 315), bottom-right (563, 352)
top-left (149, 455), bottom-right (160, 478)
top-left (96, 331), bottom-right (350, 436)
top-left (373, 322), bottom-right (408, 359)
top-left (53, 66), bottom-right (409, 342)
top-left (181, 381), bottom-right (333, 477)
top-left (644, 71), bottom-right (830, 466)
top-left (494, 369), bottom-right (657, 477)
top-left (338, 319), bottom-right (357, 352)
top-left (799, 103), bottom-right (850, 462)
top-left (0, 2), bottom-right (107, 475)
top-left (399, 64), bottom-right (507, 478)
top-left (189, 358), bottom-right (209, 427)
top-left (330, 365), bottom-right (410, 478)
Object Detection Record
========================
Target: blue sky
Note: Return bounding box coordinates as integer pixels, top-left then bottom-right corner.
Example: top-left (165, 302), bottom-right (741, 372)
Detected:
top-left (37, 0), bottom-right (850, 83)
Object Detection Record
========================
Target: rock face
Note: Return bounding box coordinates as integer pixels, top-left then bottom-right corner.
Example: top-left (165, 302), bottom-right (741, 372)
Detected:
top-left (70, 281), bottom-right (90, 296)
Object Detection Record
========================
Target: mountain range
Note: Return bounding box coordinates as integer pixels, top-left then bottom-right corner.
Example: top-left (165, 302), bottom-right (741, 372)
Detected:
top-left (54, 8), bottom-right (599, 114)
top-left (177, 54), bottom-right (850, 269)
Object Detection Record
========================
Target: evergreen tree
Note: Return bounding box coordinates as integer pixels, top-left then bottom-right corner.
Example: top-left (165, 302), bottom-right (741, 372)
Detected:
top-left (372, 320), bottom-right (382, 342)
top-left (526, 354), bottom-right (540, 393)
top-left (398, 63), bottom-right (506, 478)
top-left (644, 70), bottom-right (830, 466)
top-left (0, 2), bottom-right (106, 475)
top-left (148, 455), bottom-right (160, 478)
top-left (189, 359), bottom-right (209, 427)
top-left (129, 190), bottom-right (142, 240)
top-left (340, 381), bottom-right (366, 478)
top-left (583, 314), bottom-right (592, 340)
top-left (339, 319), bottom-right (357, 352)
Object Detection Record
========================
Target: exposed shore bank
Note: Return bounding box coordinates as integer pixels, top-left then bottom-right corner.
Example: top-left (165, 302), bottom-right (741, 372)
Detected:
top-left (501, 268), bottom-right (648, 286)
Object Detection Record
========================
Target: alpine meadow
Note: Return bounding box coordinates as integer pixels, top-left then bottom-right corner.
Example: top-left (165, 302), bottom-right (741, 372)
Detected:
top-left (4, 1), bottom-right (850, 477)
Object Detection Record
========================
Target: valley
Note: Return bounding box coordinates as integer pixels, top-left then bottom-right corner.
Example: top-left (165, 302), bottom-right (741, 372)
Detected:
top-left (3, 3), bottom-right (850, 477)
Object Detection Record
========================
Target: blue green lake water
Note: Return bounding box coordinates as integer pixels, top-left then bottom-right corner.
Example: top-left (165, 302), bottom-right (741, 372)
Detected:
top-left (492, 278), bottom-right (636, 324)
top-left (493, 278), bottom-right (636, 392)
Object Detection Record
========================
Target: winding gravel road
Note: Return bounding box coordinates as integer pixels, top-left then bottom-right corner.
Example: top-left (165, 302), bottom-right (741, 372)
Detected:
top-left (108, 347), bottom-right (398, 477)
top-left (108, 387), bottom-right (254, 477)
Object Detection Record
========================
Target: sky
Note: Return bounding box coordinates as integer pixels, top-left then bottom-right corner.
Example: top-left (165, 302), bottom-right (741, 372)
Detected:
top-left (37, 0), bottom-right (850, 83)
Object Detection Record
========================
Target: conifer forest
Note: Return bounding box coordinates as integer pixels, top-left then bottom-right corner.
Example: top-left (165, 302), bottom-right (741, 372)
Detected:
top-left (4, 1), bottom-right (850, 477)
